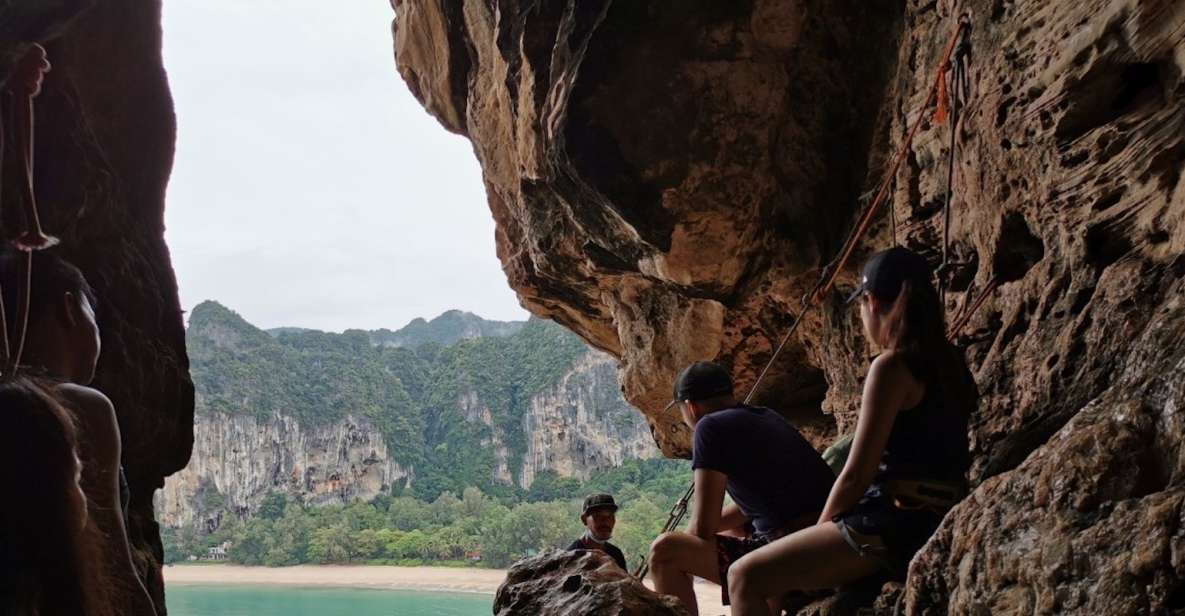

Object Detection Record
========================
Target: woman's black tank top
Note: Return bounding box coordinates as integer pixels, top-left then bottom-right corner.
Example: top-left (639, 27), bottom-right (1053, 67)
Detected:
top-left (874, 358), bottom-right (976, 485)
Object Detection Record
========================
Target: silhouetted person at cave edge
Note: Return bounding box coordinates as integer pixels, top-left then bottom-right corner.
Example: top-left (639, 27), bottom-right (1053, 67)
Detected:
top-left (0, 377), bottom-right (114, 616)
top-left (0, 248), bottom-right (158, 615)
top-left (648, 361), bottom-right (835, 615)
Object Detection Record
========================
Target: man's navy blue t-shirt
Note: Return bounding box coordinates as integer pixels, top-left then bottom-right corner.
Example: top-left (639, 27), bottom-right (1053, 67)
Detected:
top-left (692, 405), bottom-right (835, 535)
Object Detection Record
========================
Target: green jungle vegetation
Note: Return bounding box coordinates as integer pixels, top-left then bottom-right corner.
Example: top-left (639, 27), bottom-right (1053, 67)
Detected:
top-left (162, 457), bottom-right (689, 570)
top-left (188, 301), bottom-right (612, 499)
top-left (177, 302), bottom-right (688, 569)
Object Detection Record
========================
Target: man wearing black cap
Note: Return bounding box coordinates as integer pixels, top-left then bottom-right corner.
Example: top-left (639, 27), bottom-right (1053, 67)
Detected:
top-left (567, 493), bottom-right (627, 570)
top-left (648, 361), bottom-right (835, 614)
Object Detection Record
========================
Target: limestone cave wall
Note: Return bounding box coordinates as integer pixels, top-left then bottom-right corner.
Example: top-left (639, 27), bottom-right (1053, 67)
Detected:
top-left (1, 0), bottom-right (191, 613)
top-left (393, 0), bottom-right (1185, 612)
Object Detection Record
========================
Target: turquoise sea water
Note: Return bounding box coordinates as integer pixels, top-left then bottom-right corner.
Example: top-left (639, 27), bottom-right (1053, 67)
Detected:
top-left (167, 585), bottom-right (491, 616)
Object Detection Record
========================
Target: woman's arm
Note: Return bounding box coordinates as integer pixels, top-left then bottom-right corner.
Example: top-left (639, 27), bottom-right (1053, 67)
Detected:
top-left (57, 384), bottom-right (159, 616)
top-left (818, 353), bottom-right (913, 523)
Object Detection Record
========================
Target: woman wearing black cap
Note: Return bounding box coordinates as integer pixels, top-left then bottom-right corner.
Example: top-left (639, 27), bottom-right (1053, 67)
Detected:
top-left (726, 247), bottom-right (978, 615)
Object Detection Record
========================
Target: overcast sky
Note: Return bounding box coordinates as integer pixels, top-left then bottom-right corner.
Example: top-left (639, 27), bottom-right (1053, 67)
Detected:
top-left (161, 1), bottom-right (528, 332)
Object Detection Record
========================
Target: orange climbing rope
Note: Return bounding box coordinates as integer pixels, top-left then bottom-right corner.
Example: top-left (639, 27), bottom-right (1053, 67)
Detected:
top-left (634, 17), bottom-right (975, 581)
top-left (749, 15), bottom-right (975, 418)
top-left (808, 16), bottom-right (971, 308)
top-left (938, 16), bottom-right (973, 310)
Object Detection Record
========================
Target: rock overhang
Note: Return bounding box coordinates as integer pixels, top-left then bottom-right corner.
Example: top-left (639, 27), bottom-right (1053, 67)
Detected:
top-left (394, 0), bottom-right (1185, 611)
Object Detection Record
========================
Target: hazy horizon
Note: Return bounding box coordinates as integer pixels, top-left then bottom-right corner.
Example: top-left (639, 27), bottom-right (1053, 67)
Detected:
top-left (161, 2), bottom-right (530, 333)
top-left (187, 297), bottom-right (529, 333)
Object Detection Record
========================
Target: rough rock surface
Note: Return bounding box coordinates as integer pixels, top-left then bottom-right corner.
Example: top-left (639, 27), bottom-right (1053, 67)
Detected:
top-left (519, 350), bottom-right (658, 488)
top-left (494, 550), bottom-right (688, 616)
top-left (394, 0), bottom-right (1185, 613)
top-left (394, 0), bottom-right (907, 456)
top-left (155, 413), bottom-right (414, 529)
top-left (908, 286), bottom-right (1185, 614)
top-left (2, 1), bottom-right (188, 614)
top-left (455, 349), bottom-right (656, 489)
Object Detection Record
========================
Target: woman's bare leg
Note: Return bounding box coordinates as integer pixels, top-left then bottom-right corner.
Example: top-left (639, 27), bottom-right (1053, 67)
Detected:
top-left (649, 532), bottom-right (722, 615)
top-left (727, 522), bottom-right (883, 616)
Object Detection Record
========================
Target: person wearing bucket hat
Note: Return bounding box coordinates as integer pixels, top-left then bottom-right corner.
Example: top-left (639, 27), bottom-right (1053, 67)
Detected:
top-left (649, 362), bottom-right (835, 613)
top-left (725, 246), bottom-right (978, 614)
top-left (566, 493), bottom-right (627, 570)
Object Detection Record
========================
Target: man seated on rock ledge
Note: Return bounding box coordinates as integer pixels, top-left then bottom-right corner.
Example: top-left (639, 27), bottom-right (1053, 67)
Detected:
top-left (567, 493), bottom-right (628, 570)
top-left (649, 361), bottom-right (835, 615)
top-left (0, 248), bottom-right (158, 615)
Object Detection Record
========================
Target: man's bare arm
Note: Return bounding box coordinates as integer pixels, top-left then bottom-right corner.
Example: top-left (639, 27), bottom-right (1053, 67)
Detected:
top-left (718, 502), bottom-right (747, 532)
top-left (686, 468), bottom-right (727, 541)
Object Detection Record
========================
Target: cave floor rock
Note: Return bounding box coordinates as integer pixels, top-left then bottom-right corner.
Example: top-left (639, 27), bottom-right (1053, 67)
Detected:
top-left (495, 550), bottom-right (688, 616)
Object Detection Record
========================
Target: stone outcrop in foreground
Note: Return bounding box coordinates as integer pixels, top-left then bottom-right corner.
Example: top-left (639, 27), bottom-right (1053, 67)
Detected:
top-left (394, 0), bottom-right (1185, 613)
top-left (494, 550), bottom-right (688, 616)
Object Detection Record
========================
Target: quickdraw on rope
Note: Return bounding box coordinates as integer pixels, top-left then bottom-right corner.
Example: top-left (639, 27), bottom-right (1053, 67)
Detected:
top-left (947, 277), bottom-right (998, 342)
top-left (2, 44), bottom-right (54, 376)
top-left (631, 481), bottom-right (694, 579)
top-left (808, 16), bottom-right (971, 309)
top-left (937, 16), bottom-right (972, 312)
top-left (634, 17), bottom-right (974, 580)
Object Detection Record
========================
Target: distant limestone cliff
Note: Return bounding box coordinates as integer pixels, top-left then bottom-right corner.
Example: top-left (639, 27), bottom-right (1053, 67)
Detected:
top-left (156, 302), bottom-right (655, 530)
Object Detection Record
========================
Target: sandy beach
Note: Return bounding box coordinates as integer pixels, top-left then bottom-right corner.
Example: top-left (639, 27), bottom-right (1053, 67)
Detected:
top-left (164, 564), bottom-right (729, 614)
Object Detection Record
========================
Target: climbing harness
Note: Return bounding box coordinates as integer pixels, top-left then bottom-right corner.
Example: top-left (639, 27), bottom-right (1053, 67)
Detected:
top-left (633, 17), bottom-right (976, 581)
top-left (935, 18), bottom-right (998, 338)
top-left (630, 482), bottom-right (694, 579)
top-left (1, 44), bottom-right (56, 376)
top-left (884, 478), bottom-right (966, 513)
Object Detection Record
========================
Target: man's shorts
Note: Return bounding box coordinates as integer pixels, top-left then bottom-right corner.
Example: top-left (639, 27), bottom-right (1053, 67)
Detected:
top-left (715, 533), bottom-right (772, 606)
top-left (715, 523), bottom-right (801, 606)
